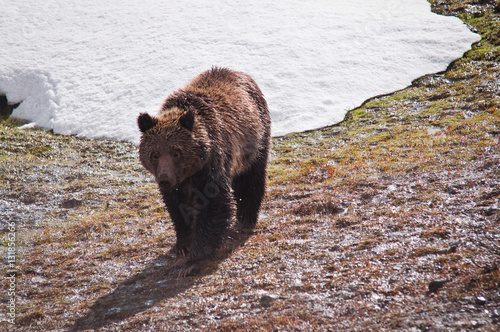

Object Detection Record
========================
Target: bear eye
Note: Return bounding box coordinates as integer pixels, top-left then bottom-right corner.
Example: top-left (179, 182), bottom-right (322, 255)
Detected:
top-left (172, 149), bottom-right (181, 159)
top-left (150, 151), bottom-right (160, 162)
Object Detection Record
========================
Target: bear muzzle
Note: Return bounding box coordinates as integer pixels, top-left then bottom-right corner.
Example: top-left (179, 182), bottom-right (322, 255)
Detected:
top-left (156, 156), bottom-right (177, 191)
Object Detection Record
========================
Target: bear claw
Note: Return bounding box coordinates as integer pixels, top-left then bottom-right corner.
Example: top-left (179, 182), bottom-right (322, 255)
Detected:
top-left (176, 259), bottom-right (216, 278)
top-left (177, 262), bottom-right (201, 278)
top-left (172, 244), bottom-right (189, 257)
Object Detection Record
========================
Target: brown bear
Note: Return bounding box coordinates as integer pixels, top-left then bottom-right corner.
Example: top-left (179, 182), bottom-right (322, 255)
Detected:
top-left (137, 67), bottom-right (271, 276)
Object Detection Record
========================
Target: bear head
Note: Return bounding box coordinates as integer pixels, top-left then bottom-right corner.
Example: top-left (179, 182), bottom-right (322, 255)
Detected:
top-left (138, 108), bottom-right (209, 192)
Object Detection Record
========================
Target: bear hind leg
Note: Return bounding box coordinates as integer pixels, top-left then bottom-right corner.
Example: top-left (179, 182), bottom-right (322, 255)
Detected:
top-left (233, 150), bottom-right (268, 230)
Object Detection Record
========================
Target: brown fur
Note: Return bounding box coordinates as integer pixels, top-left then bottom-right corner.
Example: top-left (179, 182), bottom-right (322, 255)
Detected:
top-left (138, 67), bottom-right (270, 276)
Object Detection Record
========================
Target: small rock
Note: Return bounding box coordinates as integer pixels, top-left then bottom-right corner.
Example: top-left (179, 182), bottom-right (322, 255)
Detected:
top-left (475, 296), bottom-right (487, 305)
top-left (60, 199), bottom-right (83, 209)
top-left (259, 295), bottom-right (276, 308)
top-left (484, 207), bottom-right (497, 216)
top-left (31, 276), bottom-right (47, 283)
top-left (291, 279), bottom-right (303, 289)
top-left (106, 307), bottom-right (121, 316)
top-left (428, 279), bottom-right (450, 293)
top-left (448, 243), bottom-right (458, 253)
top-left (329, 245), bottom-right (341, 252)
top-left (490, 309), bottom-right (499, 319)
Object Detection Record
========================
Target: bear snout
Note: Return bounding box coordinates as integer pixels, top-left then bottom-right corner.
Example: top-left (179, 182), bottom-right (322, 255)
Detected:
top-left (158, 180), bottom-right (173, 191)
top-left (156, 157), bottom-right (177, 191)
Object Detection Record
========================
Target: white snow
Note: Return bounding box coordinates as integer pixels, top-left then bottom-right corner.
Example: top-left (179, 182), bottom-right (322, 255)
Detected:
top-left (0, 0), bottom-right (479, 143)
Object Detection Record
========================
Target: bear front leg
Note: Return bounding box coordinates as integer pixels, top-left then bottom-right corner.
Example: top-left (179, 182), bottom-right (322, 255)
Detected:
top-left (162, 190), bottom-right (192, 257)
top-left (232, 149), bottom-right (268, 229)
top-left (180, 182), bottom-right (233, 277)
top-left (172, 222), bottom-right (191, 257)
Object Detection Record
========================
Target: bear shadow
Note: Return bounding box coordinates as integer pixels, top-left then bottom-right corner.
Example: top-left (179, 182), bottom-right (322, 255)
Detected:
top-left (68, 227), bottom-right (252, 331)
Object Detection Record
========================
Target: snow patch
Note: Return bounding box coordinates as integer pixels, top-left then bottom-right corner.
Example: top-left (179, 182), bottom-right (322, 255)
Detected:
top-left (0, 0), bottom-right (480, 143)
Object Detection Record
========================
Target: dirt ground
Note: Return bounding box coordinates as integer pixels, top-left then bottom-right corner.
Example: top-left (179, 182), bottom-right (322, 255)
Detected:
top-left (1, 0), bottom-right (499, 331)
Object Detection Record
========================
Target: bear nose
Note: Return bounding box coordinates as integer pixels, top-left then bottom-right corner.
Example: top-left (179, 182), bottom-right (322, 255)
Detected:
top-left (157, 173), bottom-right (175, 191)
top-left (156, 157), bottom-right (176, 191)
top-left (158, 180), bottom-right (171, 190)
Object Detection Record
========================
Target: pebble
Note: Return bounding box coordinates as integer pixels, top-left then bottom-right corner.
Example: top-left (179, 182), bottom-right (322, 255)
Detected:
top-left (428, 279), bottom-right (450, 293)
top-left (475, 296), bottom-right (487, 305)
top-left (259, 295), bottom-right (276, 308)
top-left (60, 199), bottom-right (83, 209)
top-left (490, 309), bottom-right (499, 319)
top-left (31, 276), bottom-right (47, 283)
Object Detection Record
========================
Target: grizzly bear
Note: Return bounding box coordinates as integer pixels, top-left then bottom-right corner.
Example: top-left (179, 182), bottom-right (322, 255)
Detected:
top-left (137, 67), bottom-right (271, 276)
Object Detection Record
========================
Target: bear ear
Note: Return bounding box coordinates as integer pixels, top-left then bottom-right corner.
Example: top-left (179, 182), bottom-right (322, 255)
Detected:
top-left (179, 109), bottom-right (195, 131)
top-left (138, 113), bottom-right (158, 133)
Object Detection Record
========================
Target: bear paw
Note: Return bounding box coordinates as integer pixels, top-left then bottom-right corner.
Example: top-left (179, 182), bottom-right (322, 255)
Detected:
top-left (172, 242), bottom-right (189, 257)
top-left (177, 261), bottom-right (202, 278)
top-left (176, 259), bottom-right (216, 278)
